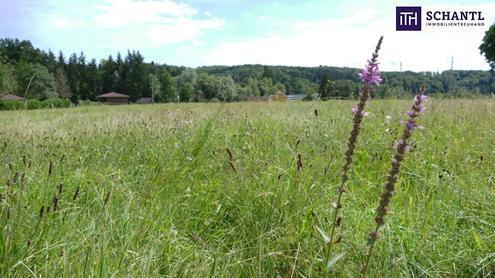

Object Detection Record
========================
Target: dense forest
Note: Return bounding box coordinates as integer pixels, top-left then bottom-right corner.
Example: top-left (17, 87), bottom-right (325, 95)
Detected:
top-left (0, 38), bottom-right (494, 103)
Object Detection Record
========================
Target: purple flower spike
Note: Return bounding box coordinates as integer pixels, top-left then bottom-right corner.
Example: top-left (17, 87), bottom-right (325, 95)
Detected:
top-left (405, 120), bottom-right (419, 131)
top-left (352, 107), bottom-right (369, 117)
top-left (406, 93), bottom-right (429, 119)
top-left (328, 36), bottom-right (383, 263)
top-left (416, 94), bottom-right (428, 112)
top-left (363, 87), bottom-right (429, 274)
top-left (393, 139), bottom-right (404, 149)
top-left (359, 60), bottom-right (382, 85)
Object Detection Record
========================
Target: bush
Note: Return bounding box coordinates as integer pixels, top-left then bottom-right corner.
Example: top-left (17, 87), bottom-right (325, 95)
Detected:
top-left (41, 98), bottom-right (71, 108)
top-left (0, 100), bottom-right (24, 110)
top-left (42, 98), bottom-right (59, 108)
top-left (26, 99), bottom-right (42, 110)
top-left (0, 98), bottom-right (71, 111)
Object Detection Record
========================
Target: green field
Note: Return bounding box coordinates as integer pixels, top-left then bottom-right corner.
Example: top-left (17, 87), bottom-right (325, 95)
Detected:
top-left (1, 99), bottom-right (494, 277)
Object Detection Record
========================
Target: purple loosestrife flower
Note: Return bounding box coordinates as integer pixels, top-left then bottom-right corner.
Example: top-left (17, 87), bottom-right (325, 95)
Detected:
top-left (324, 36), bottom-right (383, 261)
top-left (352, 107), bottom-right (369, 117)
top-left (362, 88), bottom-right (429, 275)
top-left (359, 60), bottom-right (382, 85)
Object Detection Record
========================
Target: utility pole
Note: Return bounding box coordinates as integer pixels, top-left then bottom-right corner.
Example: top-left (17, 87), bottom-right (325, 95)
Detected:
top-left (400, 62), bottom-right (402, 72)
top-left (450, 56), bottom-right (454, 71)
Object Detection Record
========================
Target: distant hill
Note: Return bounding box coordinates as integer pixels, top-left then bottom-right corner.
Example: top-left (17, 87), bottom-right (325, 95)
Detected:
top-left (198, 65), bottom-right (495, 96)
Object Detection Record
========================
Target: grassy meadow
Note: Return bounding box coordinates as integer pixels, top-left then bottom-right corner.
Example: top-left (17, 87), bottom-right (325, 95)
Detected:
top-left (0, 99), bottom-right (494, 277)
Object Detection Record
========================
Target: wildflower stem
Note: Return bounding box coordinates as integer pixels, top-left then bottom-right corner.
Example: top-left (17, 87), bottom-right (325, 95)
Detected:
top-left (361, 91), bottom-right (428, 274)
top-left (326, 36), bottom-right (383, 260)
top-left (362, 226), bottom-right (379, 274)
top-left (327, 84), bottom-right (370, 258)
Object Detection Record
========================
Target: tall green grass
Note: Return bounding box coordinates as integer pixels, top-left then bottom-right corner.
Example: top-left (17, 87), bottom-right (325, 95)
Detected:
top-left (0, 99), bottom-right (494, 276)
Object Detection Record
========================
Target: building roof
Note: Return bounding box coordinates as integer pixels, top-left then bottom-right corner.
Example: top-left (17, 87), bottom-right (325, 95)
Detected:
top-left (136, 97), bottom-right (152, 104)
top-left (1, 94), bottom-right (26, 100)
top-left (287, 94), bottom-right (306, 101)
top-left (96, 92), bottom-right (129, 99)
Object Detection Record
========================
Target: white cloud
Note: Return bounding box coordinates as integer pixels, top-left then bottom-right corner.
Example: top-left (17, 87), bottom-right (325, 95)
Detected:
top-left (204, 3), bottom-right (495, 71)
top-left (94, 0), bottom-right (195, 28)
top-left (93, 0), bottom-right (224, 46)
top-left (51, 17), bottom-right (89, 29)
top-left (52, 18), bottom-right (72, 28)
top-left (145, 17), bottom-right (223, 46)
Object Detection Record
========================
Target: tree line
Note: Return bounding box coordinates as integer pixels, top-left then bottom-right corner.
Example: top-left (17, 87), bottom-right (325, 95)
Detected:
top-left (1, 38), bottom-right (494, 104)
top-left (200, 65), bottom-right (495, 98)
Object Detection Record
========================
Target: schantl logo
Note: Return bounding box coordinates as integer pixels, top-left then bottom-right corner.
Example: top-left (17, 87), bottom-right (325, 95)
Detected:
top-left (396, 6), bottom-right (422, 31)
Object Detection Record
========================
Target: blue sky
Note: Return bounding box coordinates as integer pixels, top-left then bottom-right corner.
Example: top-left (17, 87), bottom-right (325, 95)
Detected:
top-left (1, 0), bottom-right (494, 71)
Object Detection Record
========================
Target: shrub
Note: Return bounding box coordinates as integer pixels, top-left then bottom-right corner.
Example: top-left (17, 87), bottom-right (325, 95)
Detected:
top-left (41, 98), bottom-right (71, 108)
top-left (0, 98), bottom-right (71, 111)
top-left (0, 100), bottom-right (24, 110)
top-left (26, 99), bottom-right (42, 110)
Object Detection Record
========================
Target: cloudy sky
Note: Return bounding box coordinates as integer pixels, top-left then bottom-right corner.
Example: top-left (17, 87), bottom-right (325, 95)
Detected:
top-left (1, 0), bottom-right (494, 71)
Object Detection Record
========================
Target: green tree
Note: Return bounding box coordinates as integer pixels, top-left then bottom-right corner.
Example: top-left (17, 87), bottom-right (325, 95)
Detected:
top-left (178, 83), bottom-right (193, 102)
top-left (175, 69), bottom-right (197, 102)
top-left (244, 77), bottom-right (260, 97)
top-left (55, 67), bottom-right (72, 98)
top-left (258, 77), bottom-right (273, 96)
top-left (15, 63), bottom-right (57, 99)
top-left (271, 82), bottom-right (286, 94)
top-left (125, 51), bottom-right (149, 101)
top-left (57, 51), bottom-right (65, 66)
top-left (318, 72), bottom-right (330, 98)
top-left (0, 38), bottom-right (45, 64)
top-left (65, 53), bottom-right (81, 99)
top-left (261, 65), bottom-right (273, 80)
top-left (149, 73), bottom-right (160, 103)
top-left (480, 23), bottom-right (495, 70)
top-left (86, 59), bottom-right (101, 100)
top-left (196, 73), bottom-right (222, 100)
top-left (100, 55), bottom-right (119, 93)
top-left (45, 50), bottom-right (57, 73)
top-left (115, 52), bottom-right (127, 94)
top-left (218, 75), bottom-right (237, 101)
top-left (292, 77), bottom-right (318, 96)
top-left (330, 80), bottom-right (360, 98)
top-left (0, 62), bottom-right (17, 96)
top-left (159, 69), bottom-right (177, 102)
top-left (76, 52), bottom-right (89, 100)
